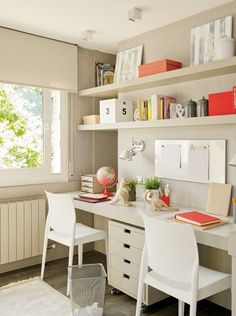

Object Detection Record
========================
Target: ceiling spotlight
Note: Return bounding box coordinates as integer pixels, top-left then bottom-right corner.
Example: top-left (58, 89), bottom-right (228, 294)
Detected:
top-left (119, 139), bottom-right (145, 161)
top-left (81, 30), bottom-right (94, 41)
top-left (128, 7), bottom-right (142, 22)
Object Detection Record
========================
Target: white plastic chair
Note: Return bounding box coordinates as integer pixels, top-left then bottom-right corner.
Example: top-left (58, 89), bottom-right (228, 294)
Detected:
top-left (41, 191), bottom-right (107, 295)
top-left (135, 213), bottom-right (231, 316)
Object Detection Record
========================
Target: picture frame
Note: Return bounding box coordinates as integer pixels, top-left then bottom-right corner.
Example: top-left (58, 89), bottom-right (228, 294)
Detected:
top-left (114, 45), bottom-right (143, 83)
top-left (190, 15), bottom-right (233, 65)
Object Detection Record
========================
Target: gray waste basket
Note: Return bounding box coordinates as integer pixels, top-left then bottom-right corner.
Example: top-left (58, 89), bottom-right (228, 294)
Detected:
top-left (68, 263), bottom-right (107, 316)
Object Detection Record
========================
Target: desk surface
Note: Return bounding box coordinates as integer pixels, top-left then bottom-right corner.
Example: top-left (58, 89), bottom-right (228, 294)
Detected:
top-left (71, 192), bottom-right (236, 252)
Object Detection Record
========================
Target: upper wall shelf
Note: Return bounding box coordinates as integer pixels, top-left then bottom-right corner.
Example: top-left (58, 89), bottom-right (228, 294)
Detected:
top-left (77, 114), bottom-right (236, 131)
top-left (79, 56), bottom-right (236, 98)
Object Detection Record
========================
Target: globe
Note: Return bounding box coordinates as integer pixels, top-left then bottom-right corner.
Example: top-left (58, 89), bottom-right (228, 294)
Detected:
top-left (96, 166), bottom-right (117, 196)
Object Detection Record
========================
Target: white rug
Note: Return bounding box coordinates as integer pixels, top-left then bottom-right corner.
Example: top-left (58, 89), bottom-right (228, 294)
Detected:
top-left (0, 277), bottom-right (72, 316)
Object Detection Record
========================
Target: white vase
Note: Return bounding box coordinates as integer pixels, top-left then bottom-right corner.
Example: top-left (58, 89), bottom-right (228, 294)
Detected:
top-left (215, 36), bottom-right (234, 60)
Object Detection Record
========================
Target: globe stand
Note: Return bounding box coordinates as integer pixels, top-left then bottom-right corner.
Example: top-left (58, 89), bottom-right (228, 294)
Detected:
top-left (103, 186), bottom-right (113, 197)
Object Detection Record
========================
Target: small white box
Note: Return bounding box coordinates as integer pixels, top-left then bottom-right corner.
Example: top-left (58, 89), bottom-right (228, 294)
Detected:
top-left (100, 99), bottom-right (133, 123)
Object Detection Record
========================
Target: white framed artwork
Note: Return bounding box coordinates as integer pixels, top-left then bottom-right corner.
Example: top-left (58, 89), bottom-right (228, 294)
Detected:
top-left (190, 15), bottom-right (233, 65)
top-left (114, 45), bottom-right (143, 83)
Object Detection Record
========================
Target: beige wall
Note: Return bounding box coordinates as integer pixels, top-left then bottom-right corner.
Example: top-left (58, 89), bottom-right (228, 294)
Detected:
top-left (76, 49), bottom-right (118, 253)
top-left (118, 73), bottom-right (236, 211)
top-left (117, 1), bottom-right (236, 309)
top-left (118, 0), bottom-right (236, 211)
top-left (119, 1), bottom-right (236, 67)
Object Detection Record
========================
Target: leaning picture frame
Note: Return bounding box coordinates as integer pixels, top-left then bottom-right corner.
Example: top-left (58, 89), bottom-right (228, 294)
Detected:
top-left (114, 45), bottom-right (143, 83)
top-left (190, 15), bottom-right (233, 65)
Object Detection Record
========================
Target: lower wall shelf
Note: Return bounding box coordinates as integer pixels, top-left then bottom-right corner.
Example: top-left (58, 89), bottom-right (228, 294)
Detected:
top-left (77, 114), bottom-right (236, 131)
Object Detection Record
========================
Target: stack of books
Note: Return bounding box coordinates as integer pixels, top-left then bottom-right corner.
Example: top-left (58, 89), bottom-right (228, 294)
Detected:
top-left (137, 94), bottom-right (176, 120)
top-left (74, 193), bottom-right (110, 203)
top-left (175, 211), bottom-right (221, 227)
top-left (95, 62), bottom-right (115, 86)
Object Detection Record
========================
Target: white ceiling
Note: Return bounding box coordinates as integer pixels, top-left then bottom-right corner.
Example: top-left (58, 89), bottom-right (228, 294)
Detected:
top-left (0, 0), bottom-right (232, 53)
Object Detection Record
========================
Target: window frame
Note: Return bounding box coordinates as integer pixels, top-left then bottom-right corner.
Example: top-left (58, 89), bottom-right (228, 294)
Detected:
top-left (0, 88), bottom-right (68, 187)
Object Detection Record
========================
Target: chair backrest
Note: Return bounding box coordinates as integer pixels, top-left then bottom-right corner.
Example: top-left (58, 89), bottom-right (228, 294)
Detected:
top-left (143, 213), bottom-right (199, 285)
top-left (45, 191), bottom-right (76, 234)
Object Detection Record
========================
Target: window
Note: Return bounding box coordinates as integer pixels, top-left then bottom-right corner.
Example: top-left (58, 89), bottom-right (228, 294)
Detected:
top-left (0, 83), bottom-right (68, 186)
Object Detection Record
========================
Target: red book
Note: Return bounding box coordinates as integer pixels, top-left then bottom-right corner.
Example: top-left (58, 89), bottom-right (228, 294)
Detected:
top-left (73, 196), bottom-right (110, 203)
top-left (175, 211), bottom-right (221, 226)
top-left (208, 87), bottom-right (236, 116)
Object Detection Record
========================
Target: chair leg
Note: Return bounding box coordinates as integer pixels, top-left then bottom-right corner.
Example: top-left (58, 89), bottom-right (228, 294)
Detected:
top-left (67, 245), bottom-right (74, 296)
top-left (40, 235), bottom-right (48, 280)
top-left (135, 282), bottom-right (144, 316)
top-left (190, 302), bottom-right (197, 316)
top-left (178, 300), bottom-right (185, 316)
top-left (78, 244), bottom-right (83, 265)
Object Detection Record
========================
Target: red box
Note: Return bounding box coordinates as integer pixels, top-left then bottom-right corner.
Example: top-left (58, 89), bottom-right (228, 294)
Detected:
top-left (209, 86), bottom-right (236, 116)
top-left (138, 59), bottom-right (182, 77)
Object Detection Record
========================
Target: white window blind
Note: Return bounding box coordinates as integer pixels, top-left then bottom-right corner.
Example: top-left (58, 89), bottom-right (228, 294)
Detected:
top-left (0, 28), bottom-right (78, 92)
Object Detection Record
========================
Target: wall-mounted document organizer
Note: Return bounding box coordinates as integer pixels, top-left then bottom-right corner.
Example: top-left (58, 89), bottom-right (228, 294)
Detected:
top-left (155, 140), bottom-right (226, 183)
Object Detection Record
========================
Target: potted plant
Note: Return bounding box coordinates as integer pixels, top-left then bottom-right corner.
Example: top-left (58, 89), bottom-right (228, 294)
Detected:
top-left (127, 178), bottom-right (137, 201)
top-left (143, 177), bottom-right (161, 204)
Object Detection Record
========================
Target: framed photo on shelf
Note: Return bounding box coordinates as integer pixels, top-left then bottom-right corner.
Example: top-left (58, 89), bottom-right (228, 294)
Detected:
top-left (190, 15), bottom-right (232, 65)
top-left (114, 45), bottom-right (143, 83)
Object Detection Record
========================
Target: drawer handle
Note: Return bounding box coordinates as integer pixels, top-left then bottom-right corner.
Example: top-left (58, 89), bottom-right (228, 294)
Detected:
top-left (124, 259), bottom-right (131, 264)
top-left (123, 274), bottom-right (130, 280)
top-left (124, 228), bottom-right (131, 234)
top-left (123, 243), bottom-right (130, 249)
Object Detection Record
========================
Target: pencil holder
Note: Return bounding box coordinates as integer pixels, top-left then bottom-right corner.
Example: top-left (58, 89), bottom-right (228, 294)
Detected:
top-left (161, 195), bottom-right (170, 206)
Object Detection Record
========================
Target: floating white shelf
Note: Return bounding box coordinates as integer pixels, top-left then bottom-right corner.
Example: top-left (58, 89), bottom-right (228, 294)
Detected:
top-left (79, 56), bottom-right (236, 98)
top-left (77, 114), bottom-right (236, 131)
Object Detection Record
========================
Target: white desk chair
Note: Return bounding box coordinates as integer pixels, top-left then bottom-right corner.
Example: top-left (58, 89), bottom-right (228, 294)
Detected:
top-left (41, 191), bottom-right (107, 295)
top-left (135, 214), bottom-right (231, 316)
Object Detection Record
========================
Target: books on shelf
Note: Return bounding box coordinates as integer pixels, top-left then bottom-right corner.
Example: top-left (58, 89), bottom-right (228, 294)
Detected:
top-left (95, 62), bottom-right (115, 87)
top-left (175, 211), bottom-right (221, 226)
top-left (137, 94), bottom-right (176, 121)
top-left (138, 98), bottom-right (148, 120)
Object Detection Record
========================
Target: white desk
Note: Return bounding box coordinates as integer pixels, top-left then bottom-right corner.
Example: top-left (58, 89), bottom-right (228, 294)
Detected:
top-left (72, 193), bottom-right (236, 314)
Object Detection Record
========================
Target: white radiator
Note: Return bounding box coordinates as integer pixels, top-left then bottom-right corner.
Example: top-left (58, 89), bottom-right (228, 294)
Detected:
top-left (0, 199), bottom-right (46, 264)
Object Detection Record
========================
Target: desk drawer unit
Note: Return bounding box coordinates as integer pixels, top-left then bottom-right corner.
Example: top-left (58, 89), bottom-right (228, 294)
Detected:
top-left (108, 220), bottom-right (167, 305)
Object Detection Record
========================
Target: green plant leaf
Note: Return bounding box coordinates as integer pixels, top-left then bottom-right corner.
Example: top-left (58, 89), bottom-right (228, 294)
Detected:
top-left (143, 177), bottom-right (161, 190)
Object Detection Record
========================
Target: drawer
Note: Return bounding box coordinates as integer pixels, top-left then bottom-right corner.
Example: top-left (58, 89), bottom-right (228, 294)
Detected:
top-left (81, 181), bottom-right (94, 188)
top-left (108, 268), bottom-right (139, 299)
top-left (110, 254), bottom-right (140, 279)
top-left (109, 239), bottom-right (142, 264)
top-left (81, 175), bottom-right (94, 182)
top-left (109, 221), bottom-right (144, 250)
